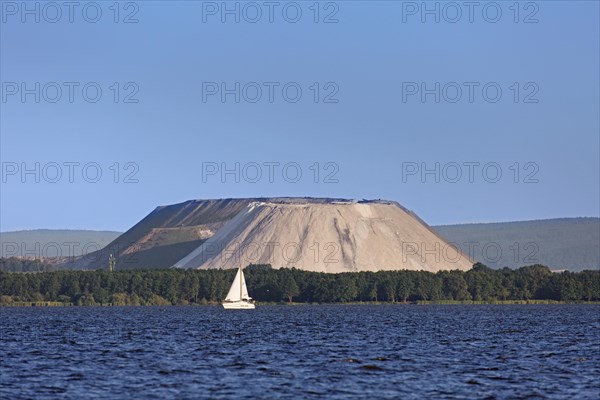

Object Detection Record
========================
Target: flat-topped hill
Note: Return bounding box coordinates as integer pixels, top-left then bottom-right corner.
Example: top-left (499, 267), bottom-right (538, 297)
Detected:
top-left (57, 198), bottom-right (472, 272)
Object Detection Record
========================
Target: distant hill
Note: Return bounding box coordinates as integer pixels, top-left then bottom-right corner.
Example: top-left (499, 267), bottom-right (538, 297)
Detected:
top-left (0, 229), bottom-right (122, 259)
top-left (433, 218), bottom-right (599, 272)
top-left (2, 217), bottom-right (597, 272)
top-left (172, 199), bottom-right (473, 272)
top-left (53, 198), bottom-right (472, 272)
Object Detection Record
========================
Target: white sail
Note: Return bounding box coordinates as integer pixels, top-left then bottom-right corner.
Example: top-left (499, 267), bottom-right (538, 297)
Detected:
top-left (225, 268), bottom-right (242, 302)
top-left (240, 269), bottom-right (251, 300)
top-left (223, 266), bottom-right (255, 309)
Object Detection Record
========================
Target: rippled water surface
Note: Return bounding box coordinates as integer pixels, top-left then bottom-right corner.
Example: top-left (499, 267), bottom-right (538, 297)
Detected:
top-left (1, 305), bottom-right (599, 399)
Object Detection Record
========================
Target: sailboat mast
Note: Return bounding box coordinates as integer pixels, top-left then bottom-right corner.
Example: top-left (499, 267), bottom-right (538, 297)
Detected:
top-left (239, 264), bottom-right (243, 300)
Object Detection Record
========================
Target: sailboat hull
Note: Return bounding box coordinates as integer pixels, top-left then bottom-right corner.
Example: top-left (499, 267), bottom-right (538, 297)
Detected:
top-left (222, 301), bottom-right (255, 310)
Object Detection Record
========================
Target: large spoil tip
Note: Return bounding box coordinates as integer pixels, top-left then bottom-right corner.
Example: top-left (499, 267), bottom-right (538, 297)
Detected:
top-left (173, 200), bottom-right (473, 272)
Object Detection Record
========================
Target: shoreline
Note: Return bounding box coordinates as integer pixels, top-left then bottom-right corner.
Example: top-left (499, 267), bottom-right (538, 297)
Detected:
top-left (2, 300), bottom-right (600, 307)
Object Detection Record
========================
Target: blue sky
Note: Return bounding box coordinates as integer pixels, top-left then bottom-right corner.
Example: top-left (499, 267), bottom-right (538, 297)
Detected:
top-left (1, 0), bottom-right (599, 231)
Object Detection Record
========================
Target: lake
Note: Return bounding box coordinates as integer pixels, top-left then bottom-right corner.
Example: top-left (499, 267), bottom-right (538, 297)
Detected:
top-left (1, 305), bottom-right (599, 399)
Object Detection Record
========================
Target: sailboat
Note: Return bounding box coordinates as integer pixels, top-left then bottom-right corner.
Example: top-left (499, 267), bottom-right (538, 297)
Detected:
top-left (222, 265), bottom-right (255, 309)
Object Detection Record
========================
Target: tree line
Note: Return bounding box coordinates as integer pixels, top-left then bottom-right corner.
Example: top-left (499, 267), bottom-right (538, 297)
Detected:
top-left (1, 263), bottom-right (598, 306)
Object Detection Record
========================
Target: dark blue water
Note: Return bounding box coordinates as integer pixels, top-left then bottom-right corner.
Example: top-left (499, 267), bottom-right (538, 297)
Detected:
top-left (1, 305), bottom-right (599, 399)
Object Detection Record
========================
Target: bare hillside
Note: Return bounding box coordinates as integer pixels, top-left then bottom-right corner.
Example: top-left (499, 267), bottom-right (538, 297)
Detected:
top-left (173, 200), bottom-right (473, 272)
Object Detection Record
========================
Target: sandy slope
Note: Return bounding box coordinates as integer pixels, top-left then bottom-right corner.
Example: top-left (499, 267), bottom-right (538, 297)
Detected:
top-left (173, 201), bottom-right (473, 272)
top-left (56, 198), bottom-right (255, 270)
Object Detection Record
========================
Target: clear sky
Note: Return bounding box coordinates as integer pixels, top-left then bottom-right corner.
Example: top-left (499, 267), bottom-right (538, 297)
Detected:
top-left (1, 0), bottom-right (599, 232)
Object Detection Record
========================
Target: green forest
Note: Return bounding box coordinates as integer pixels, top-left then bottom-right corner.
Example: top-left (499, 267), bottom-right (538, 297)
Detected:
top-left (1, 262), bottom-right (599, 306)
